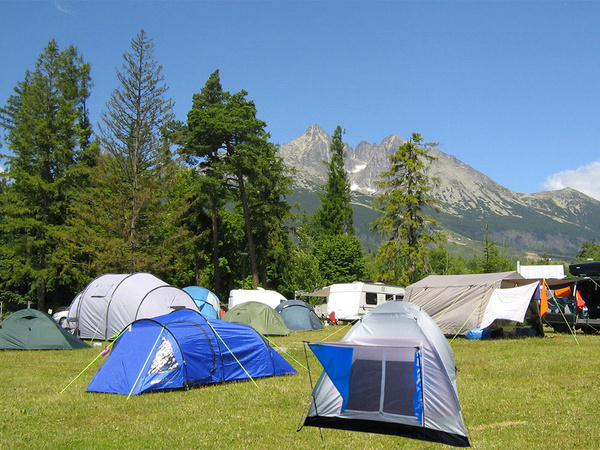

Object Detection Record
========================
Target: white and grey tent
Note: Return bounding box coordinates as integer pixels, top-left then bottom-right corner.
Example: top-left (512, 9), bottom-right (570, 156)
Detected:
top-left (303, 301), bottom-right (470, 447)
top-left (68, 273), bottom-right (199, 340)
top-left (403, 272), bottom-right (543, 336)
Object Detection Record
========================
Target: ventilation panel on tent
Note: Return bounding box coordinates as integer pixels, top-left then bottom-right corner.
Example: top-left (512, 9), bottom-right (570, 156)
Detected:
top-left (309, 343), bottom-right (424, 425)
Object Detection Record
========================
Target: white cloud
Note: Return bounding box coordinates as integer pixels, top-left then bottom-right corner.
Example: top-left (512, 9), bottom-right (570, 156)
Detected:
top-left (54, 2), bottom-right (71, 14)
top-left (543, 161), bottom-right (600, 201)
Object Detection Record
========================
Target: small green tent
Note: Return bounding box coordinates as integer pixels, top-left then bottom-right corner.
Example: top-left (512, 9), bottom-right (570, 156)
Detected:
top-left (0, 309), bottom-right (91, 350)
top-left (223, 301), bottom-right (289, 336)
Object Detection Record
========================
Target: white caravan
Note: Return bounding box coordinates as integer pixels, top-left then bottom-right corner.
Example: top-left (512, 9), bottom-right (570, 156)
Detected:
top-left (228, 287), bottom-right (286, 310)
top-left (307, 282), bottom-right (405, 322)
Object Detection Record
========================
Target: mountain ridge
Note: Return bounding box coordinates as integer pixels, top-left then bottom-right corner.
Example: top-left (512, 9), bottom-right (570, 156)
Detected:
top-left (278, 125), bottom-right (600, 259)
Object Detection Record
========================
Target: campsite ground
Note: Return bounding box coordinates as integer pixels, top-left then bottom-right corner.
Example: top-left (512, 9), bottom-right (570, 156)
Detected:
top-left (0, 326), bottom-right (598, 449)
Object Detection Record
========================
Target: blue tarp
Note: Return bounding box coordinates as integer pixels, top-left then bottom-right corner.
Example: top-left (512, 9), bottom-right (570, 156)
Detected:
top-left (87, 309), bottom-right (296, 395)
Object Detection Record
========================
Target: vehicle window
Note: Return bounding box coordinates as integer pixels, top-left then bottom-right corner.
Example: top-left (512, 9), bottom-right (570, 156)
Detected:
top-left (365, 293), bottom-right (378, 305)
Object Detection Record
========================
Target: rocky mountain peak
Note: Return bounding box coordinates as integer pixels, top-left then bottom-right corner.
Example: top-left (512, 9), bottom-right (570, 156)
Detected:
top-left (277, 125), bottom-right (600, 259)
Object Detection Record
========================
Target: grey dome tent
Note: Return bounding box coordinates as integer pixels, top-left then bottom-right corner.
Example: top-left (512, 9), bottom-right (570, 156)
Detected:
top-left (68, 273), bottom-right (199, 340)
top-left (223, 301), bottom-right (289, 336)
top-left (0, 309), bottom-right (91, 350)
top-left (302, 301), bottom-right (469, 447)
top-left (275, 300), bottom-right (323, 331)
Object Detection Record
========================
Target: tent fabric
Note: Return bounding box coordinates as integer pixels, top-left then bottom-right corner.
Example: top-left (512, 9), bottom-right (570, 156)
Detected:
top-left (403, 272), bottom-right (530, 336)
top-left (183, 286), bottom-right (221, 319)
top-left (228, 288), bottom-right (285, 310)
top-left (0, 309), bottom-right (91, 350)
top-left (304, 301), bottom-right (469, 447)
top-left (68, 273), bottom-right (199, 340)
top-left (275, 300), bottom-right (323, 331)
top-left (87, 309), bottom-right (296, 395)
top-left (480, 282), bottom-right (539, 329)
top-left (223, 301), bottom-right (289, 336)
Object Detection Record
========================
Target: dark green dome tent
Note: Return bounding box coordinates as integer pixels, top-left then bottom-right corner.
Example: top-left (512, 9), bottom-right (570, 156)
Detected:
top-left (0, 309), bottom-right (91, 350)
top-left (223, 301), bottom-right (289, 336)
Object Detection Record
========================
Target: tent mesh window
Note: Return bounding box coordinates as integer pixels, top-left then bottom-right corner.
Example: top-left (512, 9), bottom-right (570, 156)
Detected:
top-left (346, 347), bottom-right (417, 417)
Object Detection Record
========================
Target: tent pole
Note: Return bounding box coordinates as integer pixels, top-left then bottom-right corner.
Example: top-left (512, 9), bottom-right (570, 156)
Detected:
top-left (543, 280), bottom-right (579, 345)
top-left (60, 326), bottom-right (127, 394)
top-left (204, 320), bottom-right (259, 387)
top-left (127, 327), bottom-right (164, 399)
top-left (262, 334), bottom-right (307, 370)
top-left (298, 341), bottom-right (324, 441)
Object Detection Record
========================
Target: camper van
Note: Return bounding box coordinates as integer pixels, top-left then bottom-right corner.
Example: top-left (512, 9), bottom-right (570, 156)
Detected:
top-left (308, 282), bottom-right (405, 322)
top-left (228, 288), bottom-right (285, 310)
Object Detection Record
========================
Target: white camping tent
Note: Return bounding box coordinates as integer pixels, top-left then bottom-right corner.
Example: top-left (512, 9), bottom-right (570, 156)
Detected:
top-left (68, 273), bottom-right (199, 339)
top-left (227, 288), bottom-right (285, 310)
top-left (303, 301), bottom-right (470, 447)
top-left (403, 271), bottom-right (543, 336)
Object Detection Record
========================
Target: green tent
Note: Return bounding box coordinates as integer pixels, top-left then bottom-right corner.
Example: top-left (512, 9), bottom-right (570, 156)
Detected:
top-left (0, 309), bottom-right (91, 350)
top-left (223, 301), bottom-right (289, 336)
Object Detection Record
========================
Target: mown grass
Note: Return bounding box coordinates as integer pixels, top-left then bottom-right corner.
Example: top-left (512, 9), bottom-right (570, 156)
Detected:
top-left (1, 327), bottom-right (599, 449)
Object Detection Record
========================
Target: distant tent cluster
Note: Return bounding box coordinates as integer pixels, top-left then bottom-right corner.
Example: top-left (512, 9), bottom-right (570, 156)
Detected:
top-left (3, 270), bottom-right (513, 447)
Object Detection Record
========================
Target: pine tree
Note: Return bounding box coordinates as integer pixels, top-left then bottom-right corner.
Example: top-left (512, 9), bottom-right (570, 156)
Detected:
top-left (67, 30), bottom-right (188, 279)
top-left (184, 70), bottom-right (283, 290)
top-left (316, 125), bottom-right (354, 236)
top-left (371, 133), bottom-right (442, 285)
top-left (0, 40), bottom-right (92, 310)
top-left (245, 138), bottom-right (293, 287)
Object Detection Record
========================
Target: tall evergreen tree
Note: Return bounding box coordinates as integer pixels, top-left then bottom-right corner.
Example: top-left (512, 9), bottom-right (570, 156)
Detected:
top-left (0, 40), bottom-right (92, 311)
top-left (245, 138), bottom-right (294, 287)
top-left (184, 70), bottom-right (281, 290)
top-left (67, 30), bottom-right (187, 279)
top-left (316, 125), bottom-right (354, 236)
top-left (468, 224), bottom-right (513, 274)
top-left (577, 239), bottom-right (600, 262)
top-left (371, 133), bottom-right (442, 285)
top-left (183, 70), bottom-right (231, 295)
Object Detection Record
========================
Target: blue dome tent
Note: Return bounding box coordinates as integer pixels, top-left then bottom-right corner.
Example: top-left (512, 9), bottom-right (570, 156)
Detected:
top-left (87, 309), bottom-right (296, 395)
top-left (183, 286), bottom-right (221, 319)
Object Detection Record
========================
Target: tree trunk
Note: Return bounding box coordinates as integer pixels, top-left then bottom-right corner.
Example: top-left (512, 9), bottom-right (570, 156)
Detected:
top-left (211, 199), bottom-right (221, 296)
top-left (237, 170), bottom-right (259, 288)
top-left (36, 278), bottom-right (45, 312)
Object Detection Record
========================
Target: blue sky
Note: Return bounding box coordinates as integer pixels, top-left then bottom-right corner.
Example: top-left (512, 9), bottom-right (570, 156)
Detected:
top-left (2, 1), bottom-right (600, 199)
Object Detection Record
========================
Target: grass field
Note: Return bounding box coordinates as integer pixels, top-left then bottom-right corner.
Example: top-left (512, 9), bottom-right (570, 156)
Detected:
top-left (1, 326), bottom-right (599, 449)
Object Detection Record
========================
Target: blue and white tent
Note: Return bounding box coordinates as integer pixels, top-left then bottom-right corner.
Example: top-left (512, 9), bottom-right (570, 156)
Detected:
top-left (87, 309), bottom-right (296, 395)
top-left (303, 301), bottom-right (470, 447)
top-left (183, 286), bottom-right (221, 319)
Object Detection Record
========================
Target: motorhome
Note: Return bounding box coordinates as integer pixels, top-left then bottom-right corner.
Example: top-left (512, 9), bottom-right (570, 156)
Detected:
top-left (228, 288), bottom-right (286, 310)
top-left (306, 282), bottom-right (405, 322)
